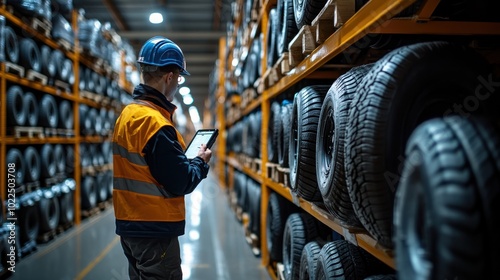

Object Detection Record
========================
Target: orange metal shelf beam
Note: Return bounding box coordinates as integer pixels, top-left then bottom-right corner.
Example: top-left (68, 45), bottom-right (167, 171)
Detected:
top-left (265, 178), bottom-right (396, 269)
top-left (264, 0), bottom-right (420, 100)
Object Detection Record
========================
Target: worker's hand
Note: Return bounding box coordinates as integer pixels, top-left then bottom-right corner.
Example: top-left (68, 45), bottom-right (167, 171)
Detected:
top-left (197, 144), bottom-right (212, 163)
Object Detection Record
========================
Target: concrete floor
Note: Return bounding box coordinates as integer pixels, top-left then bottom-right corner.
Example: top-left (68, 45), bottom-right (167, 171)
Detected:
top-left (11, 175), bottom-right (271, 280)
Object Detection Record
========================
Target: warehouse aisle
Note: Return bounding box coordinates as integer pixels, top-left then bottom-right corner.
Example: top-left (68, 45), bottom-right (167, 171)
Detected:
top-left (12, 174), bottom-right (270, 280)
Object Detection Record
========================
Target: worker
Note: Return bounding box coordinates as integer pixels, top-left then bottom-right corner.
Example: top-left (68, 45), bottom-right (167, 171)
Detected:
top-left (112, 36), bottom-right (212, 280)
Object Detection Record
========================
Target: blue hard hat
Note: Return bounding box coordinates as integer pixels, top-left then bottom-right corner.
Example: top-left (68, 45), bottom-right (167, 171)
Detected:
top-left (137, 36), bottom-right (190, 75)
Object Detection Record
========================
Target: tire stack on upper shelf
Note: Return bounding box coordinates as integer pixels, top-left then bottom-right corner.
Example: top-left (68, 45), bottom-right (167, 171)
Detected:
top-left (216, 0), bottom-right (500, 279)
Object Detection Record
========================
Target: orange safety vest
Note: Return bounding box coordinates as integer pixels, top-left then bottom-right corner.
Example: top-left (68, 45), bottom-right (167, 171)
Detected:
top-left (112, 100), bottom-right (187, 222)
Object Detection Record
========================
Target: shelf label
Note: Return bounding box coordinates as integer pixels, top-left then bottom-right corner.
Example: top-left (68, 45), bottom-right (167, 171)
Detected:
top-left (343, 228), bottom-right (358, 246)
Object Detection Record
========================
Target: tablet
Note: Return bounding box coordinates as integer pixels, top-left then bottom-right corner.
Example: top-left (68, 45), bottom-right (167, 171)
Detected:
top-left (184, 129), bottom-right (218, 159)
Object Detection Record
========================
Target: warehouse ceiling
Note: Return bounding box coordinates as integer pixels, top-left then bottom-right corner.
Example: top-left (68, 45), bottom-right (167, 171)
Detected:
top-left (73, 0), bottom-right (232, 115)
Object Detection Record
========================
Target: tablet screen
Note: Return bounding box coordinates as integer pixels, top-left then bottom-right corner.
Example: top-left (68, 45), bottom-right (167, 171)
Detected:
top-left (185, 129), bottom-right (218, 159)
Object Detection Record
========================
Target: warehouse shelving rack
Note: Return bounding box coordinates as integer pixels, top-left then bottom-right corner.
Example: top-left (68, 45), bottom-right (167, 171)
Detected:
top-left (215, 0), bottom-right (500, 277)
top-left (0, 7), bottom-right (126, 225)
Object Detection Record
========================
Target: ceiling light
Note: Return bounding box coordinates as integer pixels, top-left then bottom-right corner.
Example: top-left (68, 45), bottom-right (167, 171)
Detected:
top-left (149, 12), bottom-right (163, 24)
top-left (179, 86), bottom-right (190, 96)
top-left (189, 106), bottom-right (201, 124)
top-left (178, 76), bottom-right (186, 84)
top-left (183, 94), bottom-right (194, 105)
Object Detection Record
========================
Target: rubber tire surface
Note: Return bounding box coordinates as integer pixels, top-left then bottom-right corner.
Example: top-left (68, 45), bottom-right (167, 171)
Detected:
top-left (293, 0), bottom-right (328, 30)
top-left (394, 116), bottom-right (500, 280)
top-left (268, 101), bottom-right (282, 163)
top-left (277, 0), bottom-right (298, 56)
top-left (40, 144), bottom-right (57, 178)
top-left (81, 176), bottom-right (97, 210)
top-left (38, 194), bottom-right (60, 232)
top-left (58, 190), bottom-right (75, 225)
top-left (283, 213), bottom-right (318, 280)
top-left (266, 8), bottom-right (279, 68)
top-left (278, 101), bottom-right (294, 167)
top-left (7, 148), bottom-right (26, 185)
top-left (345, 41), bottom-right (500, 249)
top-left (19, 38), bottom-right (41, 72)
top-left (24, 146), bottom-right (41, 182)
top-left (58, 99), bottom-right (74, 129)
top-left (289, 86), bottom-right (329, 202)
top-left (299, 241), bottom-right (322, 280)
top-left (39, 94), bottom-right (59, 128)
top-left (267, 191), bottom-right (296, 262)
top-left (19, 204), bottom-right (39, 244)
top-left (4, 26), bottom-right (19, 63)
top-left (6, 85), bottom-right (26, 126)
top-left (40, 45), bottom-right (57, 77)
top-left (316, 64), bottom-right (372, 228)
top-left (314, 240), bottom-right (370, 280)
top-left (24, 91), bottom-right (39, 127)
top-left (53, 144), bottom-right (65, 174)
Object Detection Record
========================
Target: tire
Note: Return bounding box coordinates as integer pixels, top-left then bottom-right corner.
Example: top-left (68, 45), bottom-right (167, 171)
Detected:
top-left (6, 85), bottom-right (26, 126)
top-left (40, 45), bottom-right (57, 77)
top-left (19, 202), bottom-right (39, 244)
top-left (39, 94), bottom-right (59, 128)
top-left (53, 144), bottom-right (65, 174)
top-left (81, 176), bottom-right (97, 210)
top-left (58, 190), bottom-right (75, 225)
top-left (38, 190), bottom-right (60, 232)
top-left (315, 240), bottom-right (369, 280)
top-left (7, 148), bottom-right (26, 185)
top-left (289, 86), bottom-right (329, 202)
top-left (4, 25), bottom-right (19, 63)
top-left (283, 213), bottom-right (319, 280)
top-left (19, 38), bottom-right (41, 72)
top-left (79, 65), bottom-right (87, 91)
top-left (24, 91), bottom-right (39, 127)
top-left (277, 0), bottom-right (298, 56)
top-left (394, 117), bottom-right (500, 279)
top-left (96, 172), bottom-right (108, 203)
top-left (278, 100), bottom-right (293, 167)
top-left (293, 0), bottom-right (328, 30)
top-left (65, 145), bottom-right (75, 173)
top-left (268, 101), bottom-right (282, 163)
top-left (316, 64), bottom-right (373, 227)
top-left (251, 180), bottom-right (261, 238)
top-left (59, 58), bottom-right (73, 83)
top-left (345, 41), bottom-right (500, 249)
top-left (40, 144), bottom-right (57, 178)
top-left (267, 191), bottom-right (296, 262)
top-left (105, 170), bottom-right (113, 199)
top-left (299, 241), bottom-right (322, 280)
top-left (266, 8), bottom-right (279, 68)
top-left (24, 146), bottom-right (41, 182)
top-left (58, 100), bottom-right (74, 129)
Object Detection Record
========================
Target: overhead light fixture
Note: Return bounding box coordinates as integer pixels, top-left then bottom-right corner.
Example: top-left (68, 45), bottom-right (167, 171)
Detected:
top-left (183, 94), bottom-right (194, 105)
top-left (189, 106), bottom-right (201, 124)
top-left (178, 76), bottom-right (186, 85)
top-left (149, 12), bottom-right (163, 24)
top-left (179, 86), bottom-right (190, 96)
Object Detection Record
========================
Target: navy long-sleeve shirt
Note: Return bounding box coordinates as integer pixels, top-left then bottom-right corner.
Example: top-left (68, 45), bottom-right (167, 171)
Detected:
top-left (143, 126), bottom-right (209, 197)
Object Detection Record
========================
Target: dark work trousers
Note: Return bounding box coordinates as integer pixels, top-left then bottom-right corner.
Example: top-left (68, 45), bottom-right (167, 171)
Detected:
top-left (120, 236), bottom-right (182, 280)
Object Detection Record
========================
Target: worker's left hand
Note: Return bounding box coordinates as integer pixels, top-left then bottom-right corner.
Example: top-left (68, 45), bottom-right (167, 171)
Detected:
top-left (197, 144), bottom-right (212, 163)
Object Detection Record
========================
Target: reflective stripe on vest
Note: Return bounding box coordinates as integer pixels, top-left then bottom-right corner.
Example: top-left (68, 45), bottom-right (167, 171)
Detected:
top-left (112, 100), bottom-right (186, 222)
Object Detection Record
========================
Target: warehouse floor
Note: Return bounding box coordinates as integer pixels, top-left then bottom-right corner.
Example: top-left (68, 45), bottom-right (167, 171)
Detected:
top-left (12, 174), bottom-right (270, 280)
